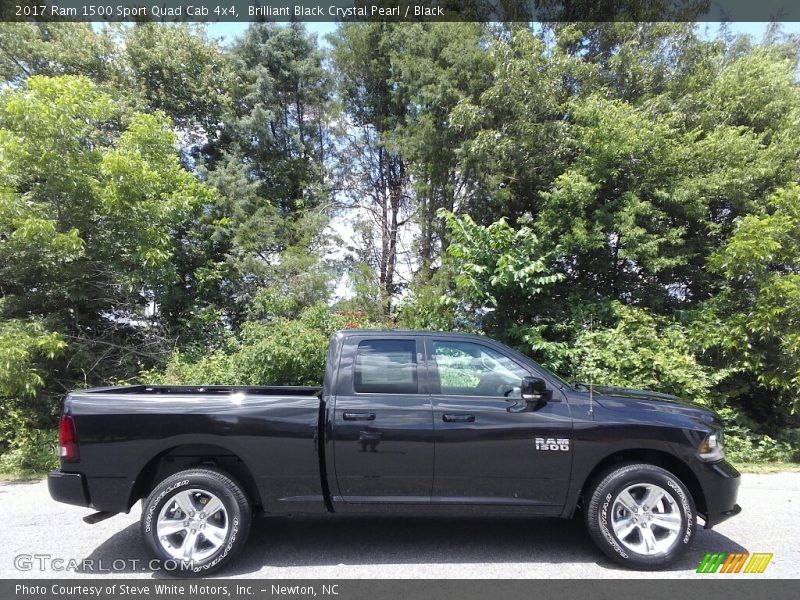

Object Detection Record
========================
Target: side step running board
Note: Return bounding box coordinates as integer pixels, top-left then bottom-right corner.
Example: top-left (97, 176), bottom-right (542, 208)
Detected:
top-left (83, 511), bottom-right (117, 525)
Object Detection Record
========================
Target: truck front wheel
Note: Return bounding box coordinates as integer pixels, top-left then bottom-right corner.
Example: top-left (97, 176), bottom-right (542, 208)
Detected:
top-left (141, 468), bottom-right (251, 575)
top-left (584, 463), bottom-right (696, 569)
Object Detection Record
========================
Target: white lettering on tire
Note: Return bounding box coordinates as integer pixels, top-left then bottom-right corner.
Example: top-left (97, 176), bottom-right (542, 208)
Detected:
top-left (599, 492), bottom-right (629, 559)
top-left (600, 478), bottom-right (692, 561)
top-left (666, 478), bottom-right (693, 544)
top-left (144, 479), bottom-right (189, 534)
top-left (195, 516), bottom-right (238, 572)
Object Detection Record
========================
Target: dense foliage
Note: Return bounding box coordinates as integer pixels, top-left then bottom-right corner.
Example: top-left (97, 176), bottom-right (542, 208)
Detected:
top-left (1, 21), bottom-right (799, 473)
top-left (146, 305), bottom-right (382, 387)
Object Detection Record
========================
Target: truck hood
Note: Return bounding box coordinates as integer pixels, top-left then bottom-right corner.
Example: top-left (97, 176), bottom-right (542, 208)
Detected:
top-left (588, 385), bottom-right (717, 425)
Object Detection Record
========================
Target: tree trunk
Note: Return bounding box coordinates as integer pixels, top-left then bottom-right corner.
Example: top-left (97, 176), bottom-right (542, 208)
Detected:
top-left (385, 182), bottom-right (400, 314)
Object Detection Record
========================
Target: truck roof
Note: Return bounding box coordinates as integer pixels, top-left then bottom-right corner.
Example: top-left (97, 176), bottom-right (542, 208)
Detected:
top-left (335, 329), bottom-right (487, 339)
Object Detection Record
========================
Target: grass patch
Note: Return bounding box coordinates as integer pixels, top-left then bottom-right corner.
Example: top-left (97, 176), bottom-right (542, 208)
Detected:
top-left (0, 470), bottom-right (47, 483)
top-left (731, 461), bottom-right (800, 473)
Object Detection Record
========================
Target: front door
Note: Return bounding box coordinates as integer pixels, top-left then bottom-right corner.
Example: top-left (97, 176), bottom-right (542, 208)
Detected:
top-left (332, 336), bottom-right (434, 504)
top-left (428, 338), bottom-right (573, 506)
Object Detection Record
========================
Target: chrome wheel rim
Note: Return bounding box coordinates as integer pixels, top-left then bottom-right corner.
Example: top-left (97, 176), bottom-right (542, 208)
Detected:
top-left (610, 483), bottom-right (683, 556)
top-left (156, 489), bottom-right (229, 562)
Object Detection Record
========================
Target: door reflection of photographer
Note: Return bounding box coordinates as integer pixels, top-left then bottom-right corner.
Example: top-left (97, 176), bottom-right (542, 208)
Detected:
top-left (358, 429), bottom-right (382, 452)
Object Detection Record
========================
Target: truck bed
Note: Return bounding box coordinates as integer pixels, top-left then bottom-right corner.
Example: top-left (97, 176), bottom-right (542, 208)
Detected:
top-left (63, 384), bottom-right (326, 514)
top-left (73, 384), bottom-right (322, 396)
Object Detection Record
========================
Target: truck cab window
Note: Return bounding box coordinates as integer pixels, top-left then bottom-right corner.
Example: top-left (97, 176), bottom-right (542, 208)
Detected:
top-left (354, 339), bottom-right (418, 394)
top-left (433, 341), bottom-right (528, 397)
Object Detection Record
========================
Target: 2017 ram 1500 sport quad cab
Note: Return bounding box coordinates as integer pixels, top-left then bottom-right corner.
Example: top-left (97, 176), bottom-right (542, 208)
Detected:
top-left (48, 330), bottom-right (741, 574)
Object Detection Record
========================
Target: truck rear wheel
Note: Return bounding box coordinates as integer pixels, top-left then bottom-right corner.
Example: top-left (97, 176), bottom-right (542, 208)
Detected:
top-left (141, 468), bottom-right (251, 575)
top-left (584, 463), bottom-right (696, 570)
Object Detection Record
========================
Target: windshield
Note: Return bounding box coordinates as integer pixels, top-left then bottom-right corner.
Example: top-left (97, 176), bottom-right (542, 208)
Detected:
top-left (490, 338), bottom-right (572, 389)
top-left (538, 363), bottom-right (573, 389)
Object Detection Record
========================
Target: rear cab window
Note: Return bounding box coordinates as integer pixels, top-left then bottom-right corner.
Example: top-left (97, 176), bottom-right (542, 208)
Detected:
top-left (354, 339), bottom-right (418, 394)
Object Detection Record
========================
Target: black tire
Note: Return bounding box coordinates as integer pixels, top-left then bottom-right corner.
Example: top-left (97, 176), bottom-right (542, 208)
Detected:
top-left (141, 468), bottom-right (251, 576)
top-left (584, 463), bottom-right (696, 570)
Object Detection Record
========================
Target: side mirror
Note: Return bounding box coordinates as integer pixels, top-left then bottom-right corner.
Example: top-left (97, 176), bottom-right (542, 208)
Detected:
top-left (521, 376), bottom-right (548, 401)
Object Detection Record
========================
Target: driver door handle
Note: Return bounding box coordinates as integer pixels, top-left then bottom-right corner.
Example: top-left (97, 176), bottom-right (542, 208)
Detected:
top-left (443, 413), bottom-right (475, 423)
top-left (343, 412), bottom-right (376, 421)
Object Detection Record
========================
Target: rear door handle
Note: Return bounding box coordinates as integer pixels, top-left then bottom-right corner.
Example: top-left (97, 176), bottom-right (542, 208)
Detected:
top-left (343, 412), bottom-right (376, 421)
top-left (442, 413), bottom-right (475, 423)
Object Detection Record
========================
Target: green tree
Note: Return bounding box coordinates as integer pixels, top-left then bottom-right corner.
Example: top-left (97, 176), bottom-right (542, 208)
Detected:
top-left (0, 75), bottom-right (212, 462)
top-left (569, 303), bottom-right (716, 403)
top-left (449, 26), bottom-right (574, 224)
top-left (217, 22), bottom-right (331, 214)
top-left (696, 184), bottom-right (800, 419)
top-left (390, 23), bottom-right (493, 282)
top-left (123, 23), bottom-right (232, 145)
top-left (330, 23), bottom-right (411, 312)
top-left (0, 22), bottom-right (233, 146)
top-left (0, 22), bottom-right (121, 86)
top-left (440, 210), bottom-right (567, 368)
top-left (191, 23), bottom-right (334, 324)
top-left (148, 305), bottom-right (381, 387)
top-left (447, 25), bottom-right (800, 431)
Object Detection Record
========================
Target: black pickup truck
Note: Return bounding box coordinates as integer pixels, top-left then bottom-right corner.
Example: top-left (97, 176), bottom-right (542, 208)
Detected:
top-left (48, 330), bottom-right (741, 573)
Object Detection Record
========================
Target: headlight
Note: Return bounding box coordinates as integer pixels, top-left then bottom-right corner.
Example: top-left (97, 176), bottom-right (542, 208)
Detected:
top-left (698, 431), bottom-right (725, 461)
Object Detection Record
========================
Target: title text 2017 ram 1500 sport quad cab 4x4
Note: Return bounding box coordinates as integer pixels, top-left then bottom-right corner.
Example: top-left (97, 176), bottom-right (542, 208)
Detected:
top-left (48, 330), bottom-right (741, 574)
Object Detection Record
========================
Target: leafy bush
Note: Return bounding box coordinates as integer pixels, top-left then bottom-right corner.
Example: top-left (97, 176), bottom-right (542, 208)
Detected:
top-left (0, 321), bottom-right (65, 475)
top-left (395, 264), bottom-right (463, 331)
top-left (0, 427), bottom-right (57, 475)
top-left (563, 304), bottom-right (800, 462)
top-left (723, 427), bottom-right (797, 463)
top-left (437, 210), bottom-right (569, 367)
top-left (567, 303), bottom-right (717, 404)
top-left (0, 320), bottom-right (66, 401)
top-left (145, 305), bottom-right (382, 386)
top-left (234, 318), bottom-right (332, 385)
top-left (695, 184), bottom-right (800, 420)
top-left (716, 408), bottom-right (799, 463)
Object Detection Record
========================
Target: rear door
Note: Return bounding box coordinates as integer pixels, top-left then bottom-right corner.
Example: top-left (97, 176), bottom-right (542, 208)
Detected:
top-left (331, 335), bottom-right (434, 504)
top-left (427, 337), bottom-right (573, 507)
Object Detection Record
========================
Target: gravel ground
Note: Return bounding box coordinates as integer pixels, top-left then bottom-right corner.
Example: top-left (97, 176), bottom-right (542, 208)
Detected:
top-left (1, 473), bottom-right (797, 579)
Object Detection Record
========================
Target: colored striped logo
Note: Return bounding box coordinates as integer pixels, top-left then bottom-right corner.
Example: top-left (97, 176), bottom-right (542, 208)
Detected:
top-left (696, 552), bottom-right (773, 574)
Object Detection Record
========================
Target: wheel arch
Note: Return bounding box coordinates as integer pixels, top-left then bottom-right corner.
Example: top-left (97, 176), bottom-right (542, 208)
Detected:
top-left (574, 448), bottom-right (707, 519)
top-left (128, 443), bottom-right (262, 512)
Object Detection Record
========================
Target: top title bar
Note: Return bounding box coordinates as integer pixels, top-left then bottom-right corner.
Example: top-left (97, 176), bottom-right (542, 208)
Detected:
top-left (2, 1), bottom-right (799, 23)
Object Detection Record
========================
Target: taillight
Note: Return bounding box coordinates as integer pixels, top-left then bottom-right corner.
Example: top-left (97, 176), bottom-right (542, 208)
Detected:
top-left (58, 414), bottom-right (79, 461)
